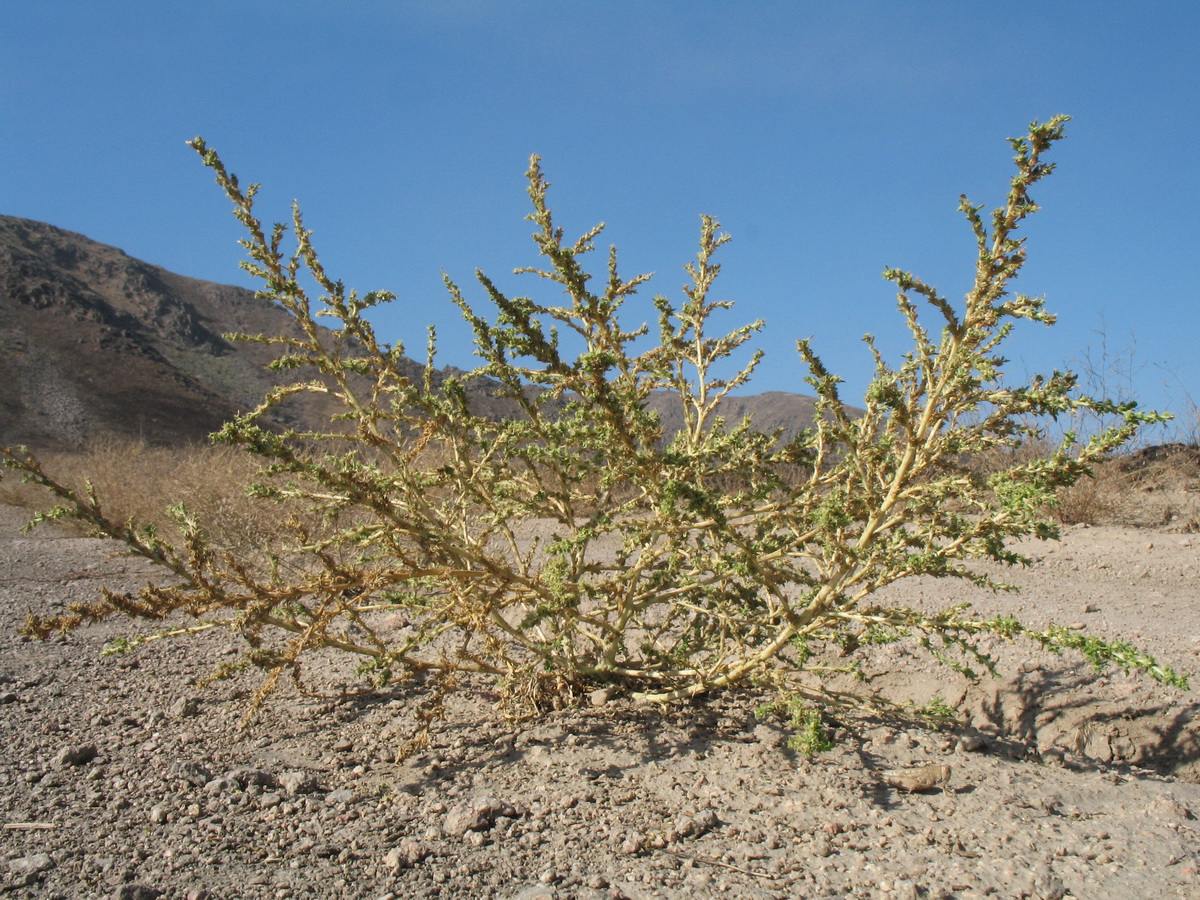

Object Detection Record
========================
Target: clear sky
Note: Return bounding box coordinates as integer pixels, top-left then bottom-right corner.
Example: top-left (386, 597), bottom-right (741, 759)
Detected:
top-left (3, 1), bottom-right (1198, 436)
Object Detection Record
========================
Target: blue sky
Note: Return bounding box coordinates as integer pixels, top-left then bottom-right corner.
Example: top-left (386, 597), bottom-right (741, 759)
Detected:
top-left (4, 1), bottom-right (1198, 434)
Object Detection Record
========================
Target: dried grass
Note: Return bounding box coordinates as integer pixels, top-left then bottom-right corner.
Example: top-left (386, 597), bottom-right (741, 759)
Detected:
top-left (0, 439), bottom-right (299, 554)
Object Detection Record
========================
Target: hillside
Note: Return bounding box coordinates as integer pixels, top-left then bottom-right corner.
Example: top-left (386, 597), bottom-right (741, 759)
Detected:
top-left (0, 215), bottom-right (825, 450)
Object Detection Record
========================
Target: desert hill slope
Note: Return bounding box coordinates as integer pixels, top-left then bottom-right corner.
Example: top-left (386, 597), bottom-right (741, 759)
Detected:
top-left (0, 215), bottom-right (824, 450)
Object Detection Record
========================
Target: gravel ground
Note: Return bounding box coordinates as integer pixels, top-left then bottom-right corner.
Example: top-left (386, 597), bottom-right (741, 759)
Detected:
top-left (1, 503), bottom-right (1198, 899)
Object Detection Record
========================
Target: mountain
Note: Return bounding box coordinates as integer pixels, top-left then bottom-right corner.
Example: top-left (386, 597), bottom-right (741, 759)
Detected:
top-left (0, 215), bottom-right (826, 451)
top-left (0, 215), bottom-right (339, 449)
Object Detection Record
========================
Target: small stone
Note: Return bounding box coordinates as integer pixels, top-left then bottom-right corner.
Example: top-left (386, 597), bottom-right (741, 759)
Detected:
top-left (8, 852), bottom-right (53, 877)
top-left (259, 792), bottom-right (282, 809)
top-left (811, 835), bottom-right (833, 858)
top-left (178, 761), bottom-right (212, 787)
top-left (383, 838), bottom-right (427, 870)
top-left (229, 768), bottom-right (276, 789)
top-left (463, 830), bottom-right (487, 847)
top-left (278, 770), bottom-right (319, 795)
top-left (507, 887), bottom-right (556, 900)
top-left (443, 796), bottom-right (517, 835)
top-left (1031, 867), bottom-right (1066, 900)
top-left (1041, 747), bottom-right (1066, 766)
top-left (1146, 794), bottom-right (1194, 820)
top-left (588, 687), bottom-right (615, 707)
top-left (112, 886), bottom-right (163, 900)
top-left (881, 763), bottom-right (952, 792)
top-left (333, 738), bottom-right (354, 752)
top-left (203, 776), bottom-right (238, 794)
top-left (55, 743), bottom-right (97, 767)
top-left (325, 788), bottom-right (356, 805)
top-left (958, 734), bottom-right (987, 752)
top-left (170, 696), bottom-right (201, 718)
top-left (149, 803), bottom-right (169, 824)
top-left (670, 808), bottom-right (719, 841)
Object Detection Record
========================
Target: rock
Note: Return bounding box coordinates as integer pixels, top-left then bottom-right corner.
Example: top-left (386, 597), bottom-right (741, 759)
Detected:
top-left (1146, 794), bottom-right (1194, 820)
top-left (228, 768), bottom-right (276, 789)
top-left (1030, 866), bottom-right (1066, 900)
top-left (177, 761), bottom-right (212, 787)
top-left (278, 770), bottom-right (319, 795)
top-left (506, 887), bottom-right (557, 900)
top-left (753, 724), bottom-right (787, 749)
top-left (443, 795), bottom-right (518, 835)
top-left (958, 734), bottom-right (987, 752)
top-left (670, 808), bottom-right (719, 841)
top-left (325, 788), bottom-right (356, 804)
top-left (811, 835), bottom-right (833, 858)
top-left (203, 776), bottom-right (238, 794)
top-left (880, 764), bottom-right (952, 793)
top-left (383, 838), bottom-right (428, 870)
top-left (588, 688), bottom-right (615, 707)
top-left (7, 852), bottom-right (53, 877)
top-left (54, 743), bottom-right (97, 767)
top-left (112, 885), bottom-right (163, 900)
top-left (148, 803), bottom-right (169, 824)
top-left (169, 696), bottom-right (201, 718)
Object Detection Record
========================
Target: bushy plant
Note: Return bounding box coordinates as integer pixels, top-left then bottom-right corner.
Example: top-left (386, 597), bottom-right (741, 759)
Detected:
top-left (2, 117), bottom-right (1186, 742)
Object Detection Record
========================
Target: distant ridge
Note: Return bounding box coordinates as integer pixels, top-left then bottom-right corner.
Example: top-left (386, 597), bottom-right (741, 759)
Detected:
top-left (0, 215), bottom-right (827, 451)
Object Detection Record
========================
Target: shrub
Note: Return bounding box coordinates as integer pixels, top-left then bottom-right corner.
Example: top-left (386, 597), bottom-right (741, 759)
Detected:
top-left (2, 116), bottom-right (1187, 744)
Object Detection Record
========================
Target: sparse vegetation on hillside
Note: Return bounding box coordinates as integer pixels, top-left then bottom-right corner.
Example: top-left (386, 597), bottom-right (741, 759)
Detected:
top-left (1, 117), bottom-right (1187, 750)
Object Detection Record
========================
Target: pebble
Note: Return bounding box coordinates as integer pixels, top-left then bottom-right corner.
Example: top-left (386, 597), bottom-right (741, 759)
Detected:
top-left (7, 852), bottom-right (54, 877)
top-left (382, 838), bottom-right (427, 870)
top-left (170, 696), bottom-right (201, 718)
top-left (55, 743), bottom-right (97, 767)
top-left (203, 776), bottom-right (238, 794)
top-left (229, 768), bottom-right (276, 788)
top-left (443, 796), bottom-right (518, 835)
top-left (278, 770), bottom-right (319, 795)
top-left (112, 885), bottom-right (163, 900)
top-left (588, 688), bottom-right (615, 707)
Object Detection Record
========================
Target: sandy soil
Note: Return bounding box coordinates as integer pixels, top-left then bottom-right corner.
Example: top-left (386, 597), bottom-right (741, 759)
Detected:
top-left (0, 502), bottom-right (1197, 900)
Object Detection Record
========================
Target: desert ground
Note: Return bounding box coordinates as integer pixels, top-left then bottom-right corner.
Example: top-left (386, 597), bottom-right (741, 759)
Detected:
top-left (1, 486), bottom-right (1198, 899)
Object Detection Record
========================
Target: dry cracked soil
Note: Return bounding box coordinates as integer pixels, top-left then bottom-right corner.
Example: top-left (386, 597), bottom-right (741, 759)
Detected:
top-left (1, 503), bottom-right (1198, 900)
